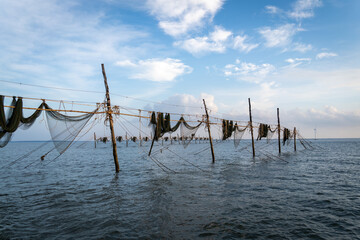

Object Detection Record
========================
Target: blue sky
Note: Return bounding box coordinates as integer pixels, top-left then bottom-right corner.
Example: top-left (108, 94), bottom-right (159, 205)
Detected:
top-left (1, 0), bottom-right (359, 139)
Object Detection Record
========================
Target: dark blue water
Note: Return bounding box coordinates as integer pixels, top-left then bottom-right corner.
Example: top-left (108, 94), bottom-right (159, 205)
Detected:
top-left (0, 139), bottom-right (359, 239)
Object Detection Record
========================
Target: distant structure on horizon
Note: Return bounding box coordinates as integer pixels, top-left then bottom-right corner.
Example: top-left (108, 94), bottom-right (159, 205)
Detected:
top-left (314, 128), bottom-right (317, 140)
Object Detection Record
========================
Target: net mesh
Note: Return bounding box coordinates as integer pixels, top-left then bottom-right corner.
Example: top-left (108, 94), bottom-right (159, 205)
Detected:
top-left (44, 103), bottom-right (97, 154)
top-left (0, 96), bottom-right (45, 147)
top-left (149, 112), bottom-right (203, 149)
top-left (234, 123), bottom-right (248, 148)
top-left (179, 119), bottom-right (203, 148)
top-left (267, 126), bottom-right (277, 143)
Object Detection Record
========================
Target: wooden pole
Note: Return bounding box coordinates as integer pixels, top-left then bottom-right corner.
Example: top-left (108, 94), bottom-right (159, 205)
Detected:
top-left (277, 108), bottom-right (281, 154)
top-left (139, 110), bottom-right (142, 147)
top-left (294, 127), bottom-right (297, 151)
top-left (101, 64), bottom-right (119, 173)
top-left (126, 132), bottom-right (128, 147)
top-left (148, 113), bottom-right (157, 156)
top-left (148, 134), bottom-right (155, 156)
top-left (94, 132), bottom-right (96, 148)
top-left (248, 98), bottom-right (255, 158)
top-left (203, 99), bottom-right (215, 164)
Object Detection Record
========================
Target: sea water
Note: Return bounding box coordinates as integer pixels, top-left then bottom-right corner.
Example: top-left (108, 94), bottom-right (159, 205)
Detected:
top-left (0, 139), bottom-right (359, 239)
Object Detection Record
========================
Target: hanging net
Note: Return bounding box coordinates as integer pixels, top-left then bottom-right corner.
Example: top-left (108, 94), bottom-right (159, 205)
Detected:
top-left (222, 119), bottom-right (235, 140)
top-left (149, 112), bottom-right (203, 149)
top-left (0, 96), bottom-right (45, 148)
top-left (257, 123), bottom-right (270, 141)
top-left (233, 122), bottom-right (248, 148)
top-left (43, 103), bottom-right (98, 154)
top-left (179, 117), bottom-right (203, 148)
top-left (266, 126), bottom-right (277, 143)
top-left (283, 128), bottom-right (292, 146)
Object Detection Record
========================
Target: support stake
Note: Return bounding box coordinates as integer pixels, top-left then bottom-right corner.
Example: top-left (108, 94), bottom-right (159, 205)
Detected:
top-left (248, 98), bottom-right (255, 158)
top-left (94, 132), bottom-right (96, 149)
top-left (139, 110), bottom-right (142, 147)
top-left (126, 132), bottom-right (128, 147)
top-left (294, 127), bottom-right (297, 151)
top-left (101, 64), bottom-right (119, 173)
top-left (277, 108), bottom-right (281, 154)
top-left (203, 99), bottom-right (215, 164)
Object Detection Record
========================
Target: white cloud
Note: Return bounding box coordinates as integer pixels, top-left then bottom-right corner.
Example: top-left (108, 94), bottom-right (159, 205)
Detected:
top-left (146, 0), bottom-right (224, 37)
top-left (147, 93), bottom-right (218, 115)
top-left (0, 0), bottom-right (150, 102)
top-left (174, 26), bottom-right (231, 54)
top-left (175, 26), bottom-right (258, 55)
top-left (316, 52), bottom-right (338, 59)
top-left (259, 24), bottom-right (311, 52)
top-left (115, 60), bottom-right (137, 67)
top-left (265, 0), bottom-right (322, 20)
top-left (259, 24), bottom-right (300, 48)
top-left (265, 5), bottom-right (280, 14)
top-left (233, 35), bottom-right (259, 53)
top-left (285, 57), bottom-right (311, 67)
top-left (288, 0), bottom-right (322, 20)
top-left (224, 60), bottom-right (275, 83)
top-left (292, 42), bottom-right (312, 52)
top-left (115, 58), bottom-right (193, 82)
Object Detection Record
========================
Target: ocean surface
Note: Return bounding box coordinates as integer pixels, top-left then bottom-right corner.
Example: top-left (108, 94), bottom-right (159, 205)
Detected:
top-left (0, 139), bottom-right (359, 239)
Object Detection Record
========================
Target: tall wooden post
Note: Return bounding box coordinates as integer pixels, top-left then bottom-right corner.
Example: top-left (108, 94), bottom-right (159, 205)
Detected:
top-left (101, 64), bottom-right (119, 173)
top-left (94, 132), bottom-right (96, 148)
top-left (203, 99), bottom-right (215, 164)
top-left (126, 132), bottom-right (128, 147)
top-left (139, 110), bottom-right (142, 147)
top-left (294, 127), bottom-right (297, 151)
top-left (148, 112), bottom-right (156, 156)
top-left (148, 136), bottom-right (155, 156)
top-left (248, 98), bottom-right (255, 158)
top-left (277, 108), bottom-right (281, 154)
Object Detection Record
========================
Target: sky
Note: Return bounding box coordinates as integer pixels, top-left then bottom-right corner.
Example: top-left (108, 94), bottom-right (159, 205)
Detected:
top-left (1, 0), bottom-right (360, 139)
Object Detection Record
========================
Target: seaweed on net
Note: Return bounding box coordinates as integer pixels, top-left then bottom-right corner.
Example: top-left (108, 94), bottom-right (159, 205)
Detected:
top-left (222, 119), bottom-right (235, 140)
top-left (257, 123), bottom-right (269, 141)
top-left (149, 112), bottom-right (203, 148)
top-left (0, 96), bottom-right (45, 147)
top-left (283, 128), bottom-right (291, 146)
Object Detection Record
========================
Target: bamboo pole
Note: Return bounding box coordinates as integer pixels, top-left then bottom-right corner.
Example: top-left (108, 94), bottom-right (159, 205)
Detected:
top-left (148, 113), bottom-right (157, 156)
top-left (94, 132), bottom-right (96, 149)
top-left (294, 127), bottom-right (297, 151)
top-left (101, 64), bottom-right (119, 173)
top-left (248, 98), bottom-right (255, 158)
top-left (277, 108), bottom-right (281, 154)
top-left (139, 110), bottom-right (142, 147)
top-left (148, 134), bottom-right (155, 156)
top-left (203, 99), bottom-right (215, 164)
top-left (126, 132), bottom-right (128, 147)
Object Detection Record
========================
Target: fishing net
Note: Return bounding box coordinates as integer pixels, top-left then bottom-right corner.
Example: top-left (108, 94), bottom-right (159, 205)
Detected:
top-left (266, 126), bottom-right (277, 143)
top-left (234, 122), bottom-right (248, 148)
top-left (149, 112), bottom-right (203, 149)
top-left (222, 119), bottom-right (235, 140)
top-left (44, 103), bottom-right (97, 154)
top-left (0, 96), bottom-right (45, 147)
top-left (257, 123), bottom-right (270, 140)
top-left (179, 117), bottom-right (203, 148)
top-left (283, 128), bottom-right (291, 146)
